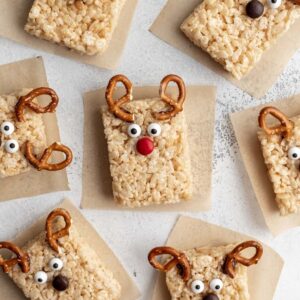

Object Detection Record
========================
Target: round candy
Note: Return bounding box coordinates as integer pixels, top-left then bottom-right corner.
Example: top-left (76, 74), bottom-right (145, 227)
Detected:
top-left (203, 294), bottom-right (219, 300)
top-left (136, 137), bottom-right (154, 156)
top-left (49, 258), bottom-right (64, 271)
top-left (191, 279), bottom-right (204, 294)
top-left (34, 271), bottom-right (48, 284)
top-left (52, 275), bottom-right (69, 291)
top-left (0, 121), bottom-right (15, 136)
top-left (127, 124), bottom-right (141, 138)
top-left (246, 0), bottom-right (264, 19)
top-left (147, 123), bottom-right (161, 137)
top-left (5, 139), bottom-right (19, 153)
top-left (267, 0), bottom-right (282, 9)
top-left (288, 146), bottom-right (300, 160)
top-left (209, 278), bottom-right (223, 292)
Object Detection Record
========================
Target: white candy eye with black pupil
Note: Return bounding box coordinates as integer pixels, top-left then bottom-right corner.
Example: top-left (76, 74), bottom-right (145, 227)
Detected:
top-left (210, 278), bottom-right (223, 292)
top-left (147, 123), bottom-right (161, 137)
top-left (34, 271), bottom-right (48, 284)
top-left (191, 280), bottom-right (204, 294)
top-left (4, 139), bottom-right (19, 153)
top-left (49, 258), bottom-right (64, 271)
top-left (267, 0), bottom-right (282, 9)
top-left (0, 121), bottom-right (15, 136)
top-left (288, 147), bottom-right (300, 160)
top-left (127, 124), bottom-right (141, 138)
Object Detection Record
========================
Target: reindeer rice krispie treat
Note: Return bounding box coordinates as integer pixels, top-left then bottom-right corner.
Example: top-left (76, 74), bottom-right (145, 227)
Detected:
top-left (25, 0), bottom-right (127, 55)
top-left (181, 0), bottom-right (300, 80)
top-left (101, 74), bottom-right (192, 208)
top-left (149, 241), bottom-right (263, 300)
top-left (0, 87), bottom-right (72, 178)
top-left (258, 106), bottom-right (300, 215)
top-left (0, 208), bottom-right (121, 300)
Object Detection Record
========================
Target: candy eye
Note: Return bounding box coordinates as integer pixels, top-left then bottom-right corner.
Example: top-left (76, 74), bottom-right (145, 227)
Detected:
top-left (267, 0), bottom-right (282, 9)
top-left (0, 121), bottom-right (15, 136)
top-left (127, 124), bottom-right (141, 138)
top-left (49, 258), bottom-right (64, 271)
top-left (147, 123), bottom-right (161, 137)
top-left (34, 271), bottom-right (48, 284)
top-left (191, 280), bottom-right (205, 294)
top-left (288, 147), bottom-right (300, 160)
top-left (209, 278), bottom-right (223, 292)
top-left (5, 140), bottom-right (19, 153)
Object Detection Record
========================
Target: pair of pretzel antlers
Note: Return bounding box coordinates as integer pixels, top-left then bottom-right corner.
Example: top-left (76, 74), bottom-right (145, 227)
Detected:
top-left (15, 87), bottom-right (73, 171)
top-left (148, 241), bottom-right (263, 281)
top-left (105, 74), bottom-right (186, 122)
top-left (259, 106), bottom-right (293, 138)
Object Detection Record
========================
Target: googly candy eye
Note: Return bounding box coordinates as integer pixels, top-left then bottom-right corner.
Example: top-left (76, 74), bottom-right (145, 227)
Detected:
top-left (5, 140), bottom-right (19, 153)
top-left (0, 121), bottom-right (15, 136)
top-left (209, 278), bottom-right (223, 292)
top-left (191, 279), bottom-right (205, 294)
top-left (34, 271), bottom-right (48, 284)
top-left (267, 0), bottom-right (282, 9)
top-left (127, 124), bottom-right (141, 138)
top-left (49, 258), bottom-right (64, 271)
top-left (147, 123), bottom-right (161, 137)
top-left (288, 147), bottom-right (300, 160)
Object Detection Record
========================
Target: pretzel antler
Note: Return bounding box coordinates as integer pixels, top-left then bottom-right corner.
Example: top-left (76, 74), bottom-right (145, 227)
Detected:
top-left (224, 241), bottom-right (263, 279)
top-left (25, 141), bottom-right (73, 171)
top-left (258, 106), bottom-right (293, 138)
top-left (148, 246), bottom-right (191, 282)
top-left (153, 75), bottom-right (186, 121)
top-left (46, 208), bottom-right (72, 253)
top-left (105, 75), bottom-right (134, 122)
top-left (0, 242), bottom-right (30, 273)
top-left (16, 87), bottom-right (59, 122)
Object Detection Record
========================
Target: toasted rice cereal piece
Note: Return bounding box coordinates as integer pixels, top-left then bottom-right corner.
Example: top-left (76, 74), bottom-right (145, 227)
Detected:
top-left (0, 89), bottom-right (47, 178)
top-left (8, 218), bottom-right (121, 300)
top-left (181, 0), bottom-right (300, 80)
top-left (165, 245), bottom-right (249, 300)
top-left (258, 115), bottom-right (300, 215)
top-left (102, 99), bottom-right (192, 207)
top-left (25, 0), bottom-right (127, 55)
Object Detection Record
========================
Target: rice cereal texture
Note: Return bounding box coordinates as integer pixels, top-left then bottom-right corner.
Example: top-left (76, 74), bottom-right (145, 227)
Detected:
top-left (165, 245), bottom-right (250, 300)
top-left (180, 0), bottom-right (300, 80)
top-left (8, 217), bottom-right (121, 300)
top-left (0, 89), bottom-right (47, 178)
top-left (101, 99), bottom-right (192, 208)
top-left (25, 0), bottom-right (127, 55)
top-left (258, 116), bottom-right (300, 216)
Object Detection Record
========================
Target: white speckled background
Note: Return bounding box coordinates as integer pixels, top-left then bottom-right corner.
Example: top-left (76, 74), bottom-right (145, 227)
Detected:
top-left (0, 1), bottom-right (300, 299)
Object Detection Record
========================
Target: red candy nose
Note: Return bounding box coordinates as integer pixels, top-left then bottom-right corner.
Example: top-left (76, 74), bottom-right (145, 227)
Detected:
top-left (136, 137), bottom-right (154, 156)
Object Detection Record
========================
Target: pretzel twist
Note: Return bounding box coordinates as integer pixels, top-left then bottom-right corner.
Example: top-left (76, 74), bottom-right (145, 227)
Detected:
top-left (153, 74), bottom-right (186, 121)
top-left (46, 208), bottom-right (72, 253)
top-left (224, 241), bottom-right (263, 279)
top-left (148, 246), bottom-right (191, 282)
top-left (105, 75), bottom-right (134, 122)
top-left (25, 141), bottom-right (73, 171)
top-left (0, 242), bottom-right (30, 273)
top-left (258, 106), bottom-right (293, 138)
top-left (16, 87), bottom-right (59, 122)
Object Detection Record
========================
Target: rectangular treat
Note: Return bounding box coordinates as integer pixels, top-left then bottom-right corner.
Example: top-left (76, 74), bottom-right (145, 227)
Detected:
top-left (8, 214), bottom-right (121, 300)
top-left (180, 0), bottom-right (300, 79)
top-left (101, 98), bottom-right (192, 207)
top-left (0, 89), bottom-right (47, 178)
top-left (258, 115), bottom-right (300, 215)
top-left (25, 0), bottom-right (127, 55)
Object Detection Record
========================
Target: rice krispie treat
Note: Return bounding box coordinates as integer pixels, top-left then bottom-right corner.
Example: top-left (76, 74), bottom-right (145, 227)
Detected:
top-left (25, 0), bottom-right (127, 55)
top-left (0, 87), bottom-right (72, 178)
top-left (148, 241), bottom-right (263, 300)
top-left (181, 0), bottom-right (300, 80)
top-left (0, 208), bottom-right (121, 300)
top-left (101, 74), bottom-right (192, 207)
top-left (258, 106), bottom-right (300, 215)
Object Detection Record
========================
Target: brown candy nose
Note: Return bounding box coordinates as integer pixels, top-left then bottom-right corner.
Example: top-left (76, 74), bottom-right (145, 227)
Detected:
top-left (52, 275), bottom-right (69, 291)
top-left (203, 294), bottom-right (219, 300)
top-left (246, 0), bottom-right (264, 19)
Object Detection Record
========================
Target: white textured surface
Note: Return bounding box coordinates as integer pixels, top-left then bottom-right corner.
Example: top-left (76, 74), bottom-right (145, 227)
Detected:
top-left (0, 1), bottom-right (300, 299)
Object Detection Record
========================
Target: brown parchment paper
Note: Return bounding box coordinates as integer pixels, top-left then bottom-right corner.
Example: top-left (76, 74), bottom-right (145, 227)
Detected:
top-left (81, 85), bottom-right (216, 211)
top-left (150, 0), bottom-right (300, 98)
top-left (0, 57), bottom-right (69, 202)
top-left (0, 199), bottom-right (140, 300)
top-left (152, 216), bottom-right (283, 300)
top-left (231, 94), bottom-right (300, 236)
top-left (0, 0), bottom-right (138, 70)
